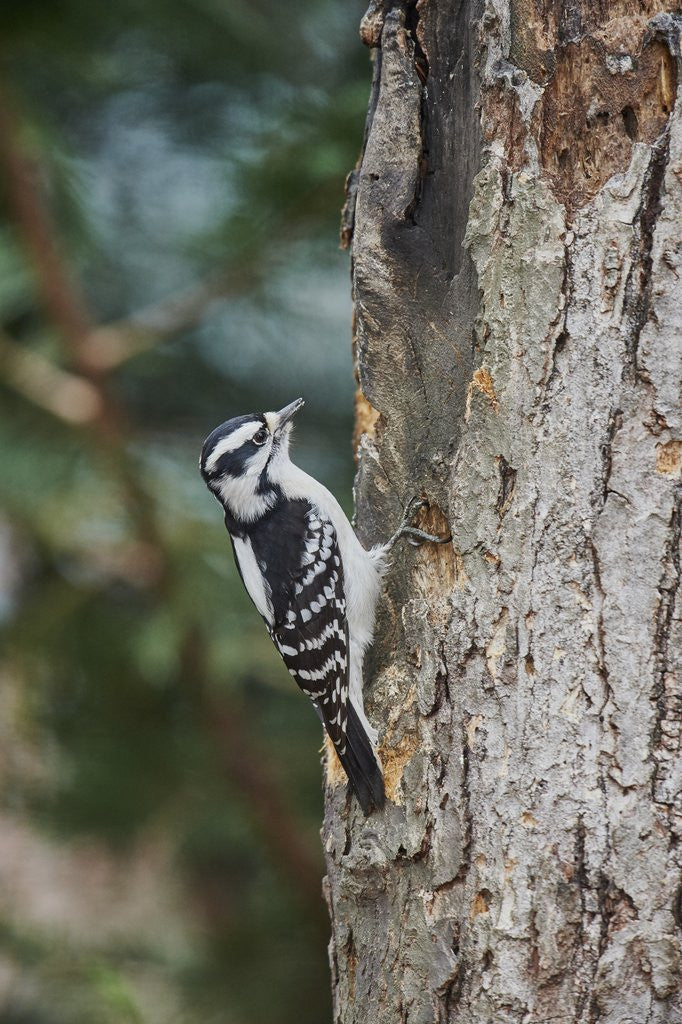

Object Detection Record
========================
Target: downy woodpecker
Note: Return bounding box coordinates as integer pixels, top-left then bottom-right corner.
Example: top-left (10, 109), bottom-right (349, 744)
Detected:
top-left (200, 398), bottom-right (447, 815)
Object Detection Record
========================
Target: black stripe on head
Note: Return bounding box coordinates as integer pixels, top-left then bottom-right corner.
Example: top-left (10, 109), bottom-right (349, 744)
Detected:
top-left (200, 414), bottom-right (265, 480)
top-left (213, 445), bottom-right (257, 480)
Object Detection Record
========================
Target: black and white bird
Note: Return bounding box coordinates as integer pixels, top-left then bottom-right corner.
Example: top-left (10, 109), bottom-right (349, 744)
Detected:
top-left (200, 398), bottom-right (447, 815)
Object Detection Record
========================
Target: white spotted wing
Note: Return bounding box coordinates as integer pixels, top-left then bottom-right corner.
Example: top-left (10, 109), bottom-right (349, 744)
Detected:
top-left (267, 508), bottom-right (350, 755)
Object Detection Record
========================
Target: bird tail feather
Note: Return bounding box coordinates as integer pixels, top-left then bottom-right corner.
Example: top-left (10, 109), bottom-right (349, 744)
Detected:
top-left (335, 702), bottom-right (385, 816)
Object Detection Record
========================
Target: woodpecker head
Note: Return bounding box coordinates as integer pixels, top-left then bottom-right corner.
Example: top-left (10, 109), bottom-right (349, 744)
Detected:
top-left (200, 398), bottom-right (304, 523)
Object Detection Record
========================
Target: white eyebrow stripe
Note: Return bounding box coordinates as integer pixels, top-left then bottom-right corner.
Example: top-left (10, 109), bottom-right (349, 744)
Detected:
top-left (204, 422), bottom-right (262, 471)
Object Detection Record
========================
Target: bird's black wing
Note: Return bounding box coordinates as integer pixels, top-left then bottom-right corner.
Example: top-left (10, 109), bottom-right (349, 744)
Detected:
top-left (250, 501), bottom-right (349, 749)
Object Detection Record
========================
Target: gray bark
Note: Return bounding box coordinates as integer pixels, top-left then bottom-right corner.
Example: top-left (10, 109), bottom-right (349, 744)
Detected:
top-left (323, 3), bottom-right (682, 1023)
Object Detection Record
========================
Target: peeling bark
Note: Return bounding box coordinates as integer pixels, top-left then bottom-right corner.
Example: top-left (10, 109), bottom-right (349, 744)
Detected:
top-left (324, 4), bottom-right (682, 1023)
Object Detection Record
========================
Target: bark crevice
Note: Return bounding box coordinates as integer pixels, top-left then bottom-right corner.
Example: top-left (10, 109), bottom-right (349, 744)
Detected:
top-left (622, 126), bottom-right (672, 377)
top-left (651, 486), bottom-right (682, 805)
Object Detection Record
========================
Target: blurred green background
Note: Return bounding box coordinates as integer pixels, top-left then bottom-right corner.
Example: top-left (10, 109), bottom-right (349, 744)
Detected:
top-left (0, 2), bottom-right (368, 1021)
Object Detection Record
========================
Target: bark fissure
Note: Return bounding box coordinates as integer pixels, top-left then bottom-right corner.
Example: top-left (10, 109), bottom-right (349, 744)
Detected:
top-left (403, 1), bottom-right (429, 223)
top-left (651, 486), bottom-right (682, 805)
top-left (622, 127), bottom-right (672, 376)
top-left (599, 408), bottom-right (624, 506)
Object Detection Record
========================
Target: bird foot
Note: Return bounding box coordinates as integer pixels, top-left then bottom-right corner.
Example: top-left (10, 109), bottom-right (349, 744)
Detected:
top-left (386, 498), bottom-right (452, 551)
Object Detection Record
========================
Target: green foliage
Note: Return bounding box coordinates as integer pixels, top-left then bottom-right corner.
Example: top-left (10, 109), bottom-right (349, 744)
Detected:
top-left (0, 0), bottom-right (368, 1020)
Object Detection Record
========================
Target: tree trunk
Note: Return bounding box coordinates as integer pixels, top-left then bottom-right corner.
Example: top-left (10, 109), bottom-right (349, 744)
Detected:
top-left (323, 3), bottom-right (682, 1022)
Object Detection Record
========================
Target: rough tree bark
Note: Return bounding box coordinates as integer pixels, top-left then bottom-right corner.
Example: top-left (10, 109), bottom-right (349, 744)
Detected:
top-left (323, 3), bottom-right (682, 1022)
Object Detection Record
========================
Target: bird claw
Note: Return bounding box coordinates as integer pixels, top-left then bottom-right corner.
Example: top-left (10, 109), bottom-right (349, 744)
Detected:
top-left (401, 496), bottom-right (427, 522)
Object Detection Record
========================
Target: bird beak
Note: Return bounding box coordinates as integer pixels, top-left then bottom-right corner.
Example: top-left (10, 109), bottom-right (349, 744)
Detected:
top-left (275, 397), bottom-right (304, 430)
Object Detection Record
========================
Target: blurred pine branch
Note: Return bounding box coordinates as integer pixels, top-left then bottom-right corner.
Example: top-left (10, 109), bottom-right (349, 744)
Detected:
top-left (0, 1), bottom-right (367, 1020)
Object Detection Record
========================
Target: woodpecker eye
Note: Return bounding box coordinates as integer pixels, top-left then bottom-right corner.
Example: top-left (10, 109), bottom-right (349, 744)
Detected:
top-left (252, 427), bottom-right (268, 446)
